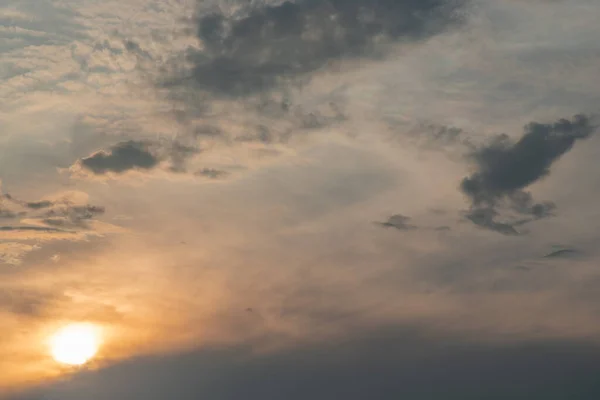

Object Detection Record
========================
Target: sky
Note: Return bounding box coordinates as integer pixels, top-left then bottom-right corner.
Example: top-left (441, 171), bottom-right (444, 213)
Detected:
top-left (1, 0), bottom-right (600, 398)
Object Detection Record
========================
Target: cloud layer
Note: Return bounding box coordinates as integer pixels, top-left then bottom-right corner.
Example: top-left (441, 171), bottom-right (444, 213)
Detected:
top-left (2, 0), bottom-right (600, 396)
top-left (12, 326), bottom-right (600, 400)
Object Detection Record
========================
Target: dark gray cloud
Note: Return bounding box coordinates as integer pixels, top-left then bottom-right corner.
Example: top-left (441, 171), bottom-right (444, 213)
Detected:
top-left (177, 0), bottom-right (468, 96)
top-left (11, 326), bottom-right (600, 400)
top-left (460, 114), bottom-right (596, 235)
top-left (80, 140), bottom-right (160, 174)
top-left (79, 140), bottom-right (200, 175)
top-left (24, 200), bottom-right (53, 210)
top-left (377, 214), bottom-right (417, 231)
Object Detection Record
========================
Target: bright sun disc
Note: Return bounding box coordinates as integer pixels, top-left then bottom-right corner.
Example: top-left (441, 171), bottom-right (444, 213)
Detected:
top-left (50, 323), bottom-right (101, 366)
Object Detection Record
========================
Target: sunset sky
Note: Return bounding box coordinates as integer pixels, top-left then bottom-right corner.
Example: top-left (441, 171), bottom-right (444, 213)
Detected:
top-left (2, 0), bottom-right (600, 398)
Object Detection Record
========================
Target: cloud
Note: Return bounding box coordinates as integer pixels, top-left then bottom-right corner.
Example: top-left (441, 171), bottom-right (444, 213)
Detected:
top-left (4, 194), bottom-right (55, 210)
top-left (173, 0), bottom-right (468, 96)
top-left (397, 122), bottom-right (472, 151)
top-left (0, 226), bottom-right (67, 233)
top-left (464, 207), bottom-right (521, 236)
top-left (0, 191), bottom-right (115, 265)
top-left (1, 192), bottom-right (105, 229)
top-left (41, 204), bottom-right (105, 229)
top-left (0, 210), bottom-right (20, 219)
top-left (77, 140), bottom-right (200, 176)
top-left (460, 114), bottom-right (597, 234)
top-left (79, 140), bottom-right (160, 175)
top-left (195, 168), bottom-right (230, 180)
top-left (122, 39), bottom-right (152, 60)
top-left (0, 243), bottom-right (39, 266)
top-left (377, 214), bottom-right (417, 231)
top-left (167, 141), bottom-right (201, 173)
top-left (543, 247), bottom-right (581, 259)
top-left (24, 200), bottom-right (53, 210)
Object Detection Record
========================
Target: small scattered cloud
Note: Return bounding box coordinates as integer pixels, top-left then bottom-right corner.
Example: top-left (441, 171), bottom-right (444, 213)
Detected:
top-left (460, 114), bottom-right (597, 235)
top-left (79, 140), bottom-right (160, 175)
top-left (543, 247), bottom-right (581, 259)
top-left (75, 139), bottom-right (200, 176)
top-left (40, 204), bottom-right (105, 229)
top-left (122, 39), bottom-right (152, 60)
top-left (377, 214), bottom-right (417, 231)
top-left (195, 168), bottom-right (230, 180)
top-left (24, 200), bottom-right (53, 210)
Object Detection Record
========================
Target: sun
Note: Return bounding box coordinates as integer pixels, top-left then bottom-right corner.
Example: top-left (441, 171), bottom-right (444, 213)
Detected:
top-left (50, 323), bottom-right (101, 366)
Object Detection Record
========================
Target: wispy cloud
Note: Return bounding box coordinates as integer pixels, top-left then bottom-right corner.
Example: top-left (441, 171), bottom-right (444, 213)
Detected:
top-left (0, 189), bottom-right (117, 265)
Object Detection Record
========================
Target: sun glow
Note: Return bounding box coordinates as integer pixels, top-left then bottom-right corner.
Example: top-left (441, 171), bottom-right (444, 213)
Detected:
top-left (50, 323), bottom-right (101, 366)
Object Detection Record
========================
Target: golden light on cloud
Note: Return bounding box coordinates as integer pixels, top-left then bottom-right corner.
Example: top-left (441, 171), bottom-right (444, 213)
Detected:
top-left (49, 324), bottom-right (102, 366)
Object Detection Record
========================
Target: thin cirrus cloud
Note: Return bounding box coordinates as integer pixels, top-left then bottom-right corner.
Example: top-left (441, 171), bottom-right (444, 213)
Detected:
top-left (0, 190), bottom-right (112, 265)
